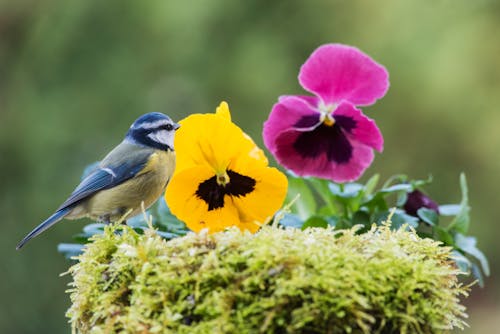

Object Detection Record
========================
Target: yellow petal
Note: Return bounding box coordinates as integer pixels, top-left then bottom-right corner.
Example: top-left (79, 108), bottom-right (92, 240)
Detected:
top-left (230, 165), bottom-right (288, 227)
top-left (174, 113), bottom-right (267, 173)
top-left (165, 166), bottom-right (240, 233)
top-left (215, 101), bottom-right (231, 121)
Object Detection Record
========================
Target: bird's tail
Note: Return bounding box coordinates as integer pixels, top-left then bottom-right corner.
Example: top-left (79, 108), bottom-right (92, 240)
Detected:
top-left (16, 207), bottom-right (72, 250)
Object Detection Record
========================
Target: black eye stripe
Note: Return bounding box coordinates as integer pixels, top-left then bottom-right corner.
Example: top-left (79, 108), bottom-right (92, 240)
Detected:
top-left (145, 123), bottom-right (173, 133)
top-left (155, 124), bottom-right (173, 131)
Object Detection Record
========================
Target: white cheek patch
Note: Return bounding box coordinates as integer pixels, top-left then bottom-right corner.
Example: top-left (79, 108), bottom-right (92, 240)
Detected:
top-left (148, 129), bottom-right (174, 147)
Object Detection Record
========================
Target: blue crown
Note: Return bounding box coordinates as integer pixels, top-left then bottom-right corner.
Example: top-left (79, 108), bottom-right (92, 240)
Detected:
top-left (131, 112), bottom-right (172, 129)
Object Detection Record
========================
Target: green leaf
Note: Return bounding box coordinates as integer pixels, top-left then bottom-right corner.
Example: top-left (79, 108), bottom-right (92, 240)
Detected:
top-left (318, 205), bottom-right (334, 216)
top-left (334, 218), bottom-right (353, 230)
top-left (381, 174), bottom-right (408, 188)
top-left (362, 194), bottom-right (389, 212)
top-left (455, 234), bottom-right (490, 277)
top-left (71, 235), bottom-right (90, 243)
top-left (352, 210), bottom-right (370, 227)
top-left (127, 214), bottom-right (150, 229)
top-left (410, 175), bottom-right (433, 188)
top-left (308, 177), bottom-right (338, 215)
top-left (301, 216), bottom-right (328, 230)
top-left (156, 231), bottom-right (184, 239)
top-left (449, 173), bottom-right (470, 233)
top-left (438, 204), bottom-right (461, 216)
top-left (416, 231), bottom-right (433, 239)
top-left (361, 178), bottom-right (414, 213)
top-left (363, 174), bottom-right (380, 197)
top-left (379, 183), bottom-right (413, 194)
top-left (451, 250), bottom-right (471, 274)
top-left (417, 208), bottom-right (439, 226)
top-left (434, 226), bottom-right (454, 246)
top-left (287, 177), bottom-right (317, 219)
top-left (131, 227), bottom-right (147, 235)
top-left (325, 216), bottom-right (339, 228)
top-left (57, 243), bottom-right (85, 259)
top-left (278, 213), bottom-right (304, 229)
top-left (396, 191), bottom-right (408, 207)
top-left (82, 223), bottom-right (106, 237)
top-left (328, 183), bottom-right (363, 199)
top-left (393, 210), bottom-right (419, 229)
top-left (471, 262), bottom-right (485, 288)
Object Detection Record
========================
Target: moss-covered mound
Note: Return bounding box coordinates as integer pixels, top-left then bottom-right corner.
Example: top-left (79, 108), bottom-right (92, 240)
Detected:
top-left (66, 223), bottom-right (469, 334)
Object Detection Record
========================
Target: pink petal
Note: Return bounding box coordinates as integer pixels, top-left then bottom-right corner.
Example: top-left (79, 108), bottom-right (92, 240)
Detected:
top-left (282, 95), bottom-right (320, 108)
top-left (263, 95), bottom-right (321, 154)
top-left (333, 102), bottom-right (384, 152)
top-left (273, 129), bottom-right (375, 183)
top-left (298, 44), bottom-right (389, 106)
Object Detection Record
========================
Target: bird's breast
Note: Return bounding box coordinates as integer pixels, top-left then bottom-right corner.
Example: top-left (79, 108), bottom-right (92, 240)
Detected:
top-left (82, 150), bottom-right (176, 221)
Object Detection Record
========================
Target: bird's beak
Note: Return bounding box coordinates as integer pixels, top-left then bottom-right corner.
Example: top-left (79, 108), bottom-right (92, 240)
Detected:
top-left (174, 122), bottom-right (180, 130)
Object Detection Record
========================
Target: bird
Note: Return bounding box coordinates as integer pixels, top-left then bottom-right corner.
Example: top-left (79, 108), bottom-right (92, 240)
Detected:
top-left (16, 112), bottom-right (180, 249)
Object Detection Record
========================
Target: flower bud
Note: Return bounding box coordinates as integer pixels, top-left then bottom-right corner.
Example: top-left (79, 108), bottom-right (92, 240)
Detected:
top-left (403, 190), bottom-right (439, 216)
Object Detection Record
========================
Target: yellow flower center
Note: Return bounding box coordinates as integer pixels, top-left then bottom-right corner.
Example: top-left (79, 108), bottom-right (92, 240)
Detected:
top-left (319, 112), bottom-right (336, 127)
top-left (322, 115), bottom-right (335, 126)
top-left (318, 102), bottom-right (337, 127)
top-left (216, 171), bottom-right (230, 186)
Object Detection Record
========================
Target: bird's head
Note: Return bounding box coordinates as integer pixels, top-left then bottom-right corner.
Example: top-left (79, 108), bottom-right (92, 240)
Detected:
top-left (126, 112), bottom-right (180, 151)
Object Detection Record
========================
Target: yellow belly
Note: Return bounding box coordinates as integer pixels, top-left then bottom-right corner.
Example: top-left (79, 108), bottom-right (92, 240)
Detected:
top-left (72, 150), bottom-right (175, 222)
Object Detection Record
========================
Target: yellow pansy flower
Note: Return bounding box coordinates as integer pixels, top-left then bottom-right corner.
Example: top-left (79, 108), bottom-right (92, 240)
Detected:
top-left (165, 102), bottom-right (288, 233)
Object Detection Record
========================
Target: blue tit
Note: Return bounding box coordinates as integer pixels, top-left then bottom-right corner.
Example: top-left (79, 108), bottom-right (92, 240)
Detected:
top-left (17, 112), bottom-right (180, 249)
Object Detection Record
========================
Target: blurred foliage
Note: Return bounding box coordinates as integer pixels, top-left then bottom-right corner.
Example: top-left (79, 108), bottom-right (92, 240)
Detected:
top-left (1, 0), bottom-right (499, 333)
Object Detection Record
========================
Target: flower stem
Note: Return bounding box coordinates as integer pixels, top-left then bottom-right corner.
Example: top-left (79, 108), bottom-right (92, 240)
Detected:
top-left (309, 178), bottom-right (338, 215)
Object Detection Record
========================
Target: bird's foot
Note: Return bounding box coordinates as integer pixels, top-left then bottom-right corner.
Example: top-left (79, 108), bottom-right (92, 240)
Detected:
top-left (99, 214), bottom-right (111, 225)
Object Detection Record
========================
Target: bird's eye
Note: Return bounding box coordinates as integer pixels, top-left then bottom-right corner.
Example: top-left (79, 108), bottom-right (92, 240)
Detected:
top-left (165, 124), bottom-right (173, 131)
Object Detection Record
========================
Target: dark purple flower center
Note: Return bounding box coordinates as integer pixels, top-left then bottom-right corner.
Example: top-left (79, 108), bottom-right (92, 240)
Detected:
top-left (294, 114), bottom-right (321, 128)
top-left (195, 170), bottom-right (256, 211)
top-left (292, 114), bottom-right (357, 164)
top-left (335, 115), bottom-right (356, 132)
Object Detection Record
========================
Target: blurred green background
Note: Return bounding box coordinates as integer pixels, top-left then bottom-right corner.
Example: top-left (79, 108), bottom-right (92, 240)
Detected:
top-left (0, 0), bottom-right (498, 333)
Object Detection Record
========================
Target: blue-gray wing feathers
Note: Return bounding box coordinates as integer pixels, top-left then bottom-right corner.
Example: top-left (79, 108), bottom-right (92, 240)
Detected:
top-left (57, 154), bottom-right (151, 211)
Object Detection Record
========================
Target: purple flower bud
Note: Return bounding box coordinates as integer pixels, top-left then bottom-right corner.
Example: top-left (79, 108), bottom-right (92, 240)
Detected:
top-left (403, 190), bottom-right (439, 217)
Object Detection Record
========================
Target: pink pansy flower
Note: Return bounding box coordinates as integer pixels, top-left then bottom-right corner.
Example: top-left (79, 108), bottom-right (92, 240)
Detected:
top-left (263, 44), bottom-right (389, 182)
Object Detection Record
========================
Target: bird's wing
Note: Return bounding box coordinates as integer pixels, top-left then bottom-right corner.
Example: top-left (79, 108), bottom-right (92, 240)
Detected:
top-left (57, 145), bottom-right (154, 211)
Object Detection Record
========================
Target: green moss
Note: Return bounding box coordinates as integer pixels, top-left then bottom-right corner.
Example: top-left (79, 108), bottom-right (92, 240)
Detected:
top-left (66, 223), bottom-right (469, 334)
